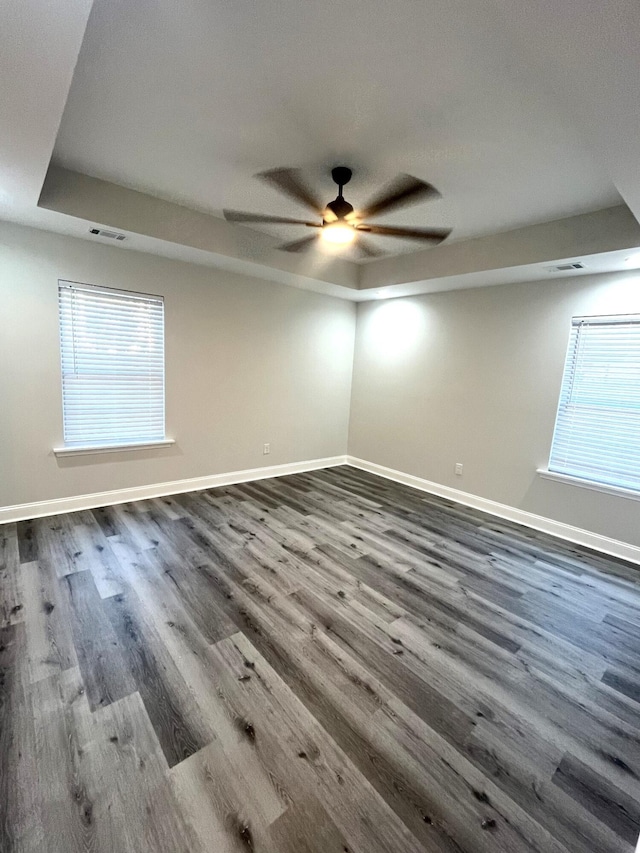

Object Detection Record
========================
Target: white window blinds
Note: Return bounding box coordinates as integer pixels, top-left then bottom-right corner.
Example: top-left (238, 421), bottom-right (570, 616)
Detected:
top-left (59, 281), bottom-right (165, 448)
top-left (549, 314), bottom-right (640, 492)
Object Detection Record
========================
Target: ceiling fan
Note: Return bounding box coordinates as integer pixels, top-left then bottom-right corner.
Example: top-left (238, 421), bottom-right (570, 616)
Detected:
top-left (223, 166), bottom-right (452, 258)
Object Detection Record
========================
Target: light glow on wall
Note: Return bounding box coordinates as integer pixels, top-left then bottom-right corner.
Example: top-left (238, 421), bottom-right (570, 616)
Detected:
top-left (363, 298), bottom-right (427, 361)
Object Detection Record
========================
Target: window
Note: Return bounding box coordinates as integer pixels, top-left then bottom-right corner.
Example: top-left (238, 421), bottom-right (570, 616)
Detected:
top-left (548, 314), bottom-right (640, 493)
top-left (58, 281), bottom-right (166, 450)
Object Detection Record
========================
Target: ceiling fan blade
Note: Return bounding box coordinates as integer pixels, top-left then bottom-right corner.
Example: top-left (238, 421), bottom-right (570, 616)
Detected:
top-left (256, 168), bottom-right (323, 214)
top-left (355, 237), bottom-right (385, 259)
top-left (358, 174), bottom-right (441, 220)
top-left (278, 234), bottom-right (319, 253)
top-left (356, 223), bottom-right (451, 243)
top-left (224, 209), bottom-right (320, 226)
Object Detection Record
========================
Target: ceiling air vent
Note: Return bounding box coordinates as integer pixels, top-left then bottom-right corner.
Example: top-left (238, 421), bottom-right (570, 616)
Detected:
top-left (546, 262), bottom-right (586, 273)
top-left (89, 228), bottom-right (126, 241)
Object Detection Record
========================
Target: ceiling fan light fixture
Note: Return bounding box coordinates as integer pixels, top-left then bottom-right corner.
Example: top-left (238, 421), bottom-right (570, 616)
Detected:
top-left (322, 221), bottom-right (356, 246)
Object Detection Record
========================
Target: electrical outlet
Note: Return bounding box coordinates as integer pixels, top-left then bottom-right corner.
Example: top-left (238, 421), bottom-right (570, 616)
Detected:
top-left (455, 462), bottom-right (463, 476)
top-left (263, 443), bottom-right (270, 455)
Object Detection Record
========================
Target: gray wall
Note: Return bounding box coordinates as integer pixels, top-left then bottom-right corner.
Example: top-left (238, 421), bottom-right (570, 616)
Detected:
top-left (349, 272), bottom-right (640, 546)
top-left (3, 218), bottom-right (640, 549)
top-left (0, 222), bottom-right (355, 507)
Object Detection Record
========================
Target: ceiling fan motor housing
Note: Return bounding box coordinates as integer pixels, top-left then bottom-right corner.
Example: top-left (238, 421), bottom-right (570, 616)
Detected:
top-left (325, 196), bottom-right (354, 221)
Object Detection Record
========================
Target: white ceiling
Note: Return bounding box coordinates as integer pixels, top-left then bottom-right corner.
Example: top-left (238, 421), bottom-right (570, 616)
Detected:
top-left (0, 0), bottom-right (92, 209)
top-left (2, 0), bottom-right (640, 298)
top-left (52, 0), bottom-right (621, 257)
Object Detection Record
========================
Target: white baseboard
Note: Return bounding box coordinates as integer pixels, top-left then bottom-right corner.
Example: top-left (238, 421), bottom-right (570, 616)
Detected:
top-left (3, 452), bottom-right (639, 566)
top-left (346, 456), bottom-right (640, 567)
top-left (0, 455), bottom-right (348, 524)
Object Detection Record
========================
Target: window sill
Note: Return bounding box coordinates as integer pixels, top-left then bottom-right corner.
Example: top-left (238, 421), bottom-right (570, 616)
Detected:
top-left (53, 439), bottom-right (175, 458)
top-left (537, 468), bottom-right (640, 502)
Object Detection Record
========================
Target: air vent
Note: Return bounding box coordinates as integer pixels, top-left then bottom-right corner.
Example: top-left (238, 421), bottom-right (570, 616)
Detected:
top-left (545, 262), bottom-right (586, 273)
top-left (89, 228), bottom-right (126, 241)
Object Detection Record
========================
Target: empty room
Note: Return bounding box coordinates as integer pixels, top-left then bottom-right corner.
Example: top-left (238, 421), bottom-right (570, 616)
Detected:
top-left (2, 1), bottom-right (640, 851)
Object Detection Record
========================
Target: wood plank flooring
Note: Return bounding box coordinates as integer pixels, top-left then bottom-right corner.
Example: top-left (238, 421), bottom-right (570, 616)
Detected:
top-left (2, 465), bottom-right (640, 852)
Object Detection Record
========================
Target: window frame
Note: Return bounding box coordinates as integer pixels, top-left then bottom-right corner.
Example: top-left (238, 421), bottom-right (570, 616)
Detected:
top-left (54, 279), bottom-right (173, 456)
top-left (543, 312), bottom-right (640, 498)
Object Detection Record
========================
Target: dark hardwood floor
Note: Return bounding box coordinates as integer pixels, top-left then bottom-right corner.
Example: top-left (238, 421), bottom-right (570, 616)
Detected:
top-left (2, 465), bottom-right (640, 852)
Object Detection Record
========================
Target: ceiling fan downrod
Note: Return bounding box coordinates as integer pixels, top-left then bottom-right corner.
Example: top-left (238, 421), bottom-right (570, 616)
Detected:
top-left (327, 166), bottom-right (354, 221)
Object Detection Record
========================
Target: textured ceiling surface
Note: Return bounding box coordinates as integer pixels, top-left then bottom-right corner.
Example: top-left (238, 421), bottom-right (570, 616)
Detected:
top-left (52, 0), bottom-right (621, 257)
